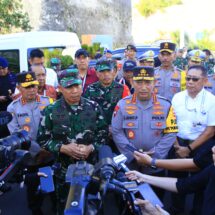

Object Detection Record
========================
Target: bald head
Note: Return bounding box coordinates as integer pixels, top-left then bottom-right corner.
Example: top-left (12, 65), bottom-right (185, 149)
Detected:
top-left (31, 65), bottom-right (46, 87)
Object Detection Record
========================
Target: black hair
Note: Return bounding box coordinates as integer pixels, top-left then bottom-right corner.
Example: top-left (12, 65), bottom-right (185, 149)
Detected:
top-left (188, 65), bottom-right (207, 77)
top-left (203, 49), bottom-right (212, 56)
top-left (30, 49), bottom-right (44, 59)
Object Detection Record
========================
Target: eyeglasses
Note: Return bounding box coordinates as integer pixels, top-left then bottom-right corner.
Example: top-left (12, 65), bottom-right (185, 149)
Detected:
top-left (186, 77), bottom-right (202, 82)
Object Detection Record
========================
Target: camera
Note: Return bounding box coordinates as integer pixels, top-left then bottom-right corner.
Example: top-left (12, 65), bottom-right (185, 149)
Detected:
top-left (0, 130), bottom-right (31, 186)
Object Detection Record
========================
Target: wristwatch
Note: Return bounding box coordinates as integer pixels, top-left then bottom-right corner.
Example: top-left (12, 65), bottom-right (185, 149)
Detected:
top-left (150, 158), bottom-right (157, 169)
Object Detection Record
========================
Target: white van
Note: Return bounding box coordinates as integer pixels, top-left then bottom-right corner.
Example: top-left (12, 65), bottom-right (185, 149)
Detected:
top-left (0, 31), bottom-right (81, 73)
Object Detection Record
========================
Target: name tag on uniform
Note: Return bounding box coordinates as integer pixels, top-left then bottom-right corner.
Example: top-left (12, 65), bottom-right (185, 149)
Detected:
top-left (123, 120), bottom-right (138, 128)
top-left (170, 81), bottom-right (180, 88)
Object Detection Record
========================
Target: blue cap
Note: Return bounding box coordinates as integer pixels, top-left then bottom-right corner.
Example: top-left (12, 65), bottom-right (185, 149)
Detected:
top-left (104, 49), bottom-right (112, 54)
top-left (123, 60), bottom-right (137, 72)
top-left (0, 57), bottom-right (8, 68)
top-left (75, 49), bottom-right (89, 58)
top-left (138, 50), bottom-right (155, 62)
top-left (188, 50), bottom-right (206, 62)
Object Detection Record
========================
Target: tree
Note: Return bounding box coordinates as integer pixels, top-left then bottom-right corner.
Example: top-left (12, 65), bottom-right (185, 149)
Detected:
top-left (136, 0), bottom-right (182, 17)
top-left (0, 0), bottom-right (31, 34)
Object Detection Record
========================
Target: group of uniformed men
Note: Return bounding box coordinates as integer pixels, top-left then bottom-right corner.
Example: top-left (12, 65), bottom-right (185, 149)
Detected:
top-left (3, 41), bottom-right (215, 215)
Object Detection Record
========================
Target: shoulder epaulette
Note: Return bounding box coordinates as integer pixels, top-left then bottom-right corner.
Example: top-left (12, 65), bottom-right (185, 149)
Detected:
top-left (157, 95), bottom-right (171, 104)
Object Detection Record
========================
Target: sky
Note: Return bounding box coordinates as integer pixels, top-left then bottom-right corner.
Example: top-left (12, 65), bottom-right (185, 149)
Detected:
top-left (132, 0), bottom-right (215, 46)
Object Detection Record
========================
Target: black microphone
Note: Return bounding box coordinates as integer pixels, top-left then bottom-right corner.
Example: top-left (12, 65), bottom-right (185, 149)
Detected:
top-left (0, 111), bottom-right (12, 126)
top-left (95, 145), bottom-right (116, 181)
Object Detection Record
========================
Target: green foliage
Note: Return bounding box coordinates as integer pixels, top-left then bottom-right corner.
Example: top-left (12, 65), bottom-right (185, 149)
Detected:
top-left (170, 30), bottom-right (180, 46)
top-left (0, 0), bottom-right (31, 33)
top-left (43, 49), bottom-right (73, 69)
top-left (189, 31), bottom-right (215, 51)
top-left (136, 0), bottom-right (182, 17)
top-left (82, 43), bottom-right (104, 58)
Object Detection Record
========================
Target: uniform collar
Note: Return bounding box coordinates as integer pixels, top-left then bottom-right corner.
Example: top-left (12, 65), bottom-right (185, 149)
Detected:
top-left (98, 80), bottom-right (115, 89)
top-left (20, 94), bottom-right (40, 105)
top-left (61, 96), bottom-right (84, 112)
top-left (131, 93), bottom-right (154, 110)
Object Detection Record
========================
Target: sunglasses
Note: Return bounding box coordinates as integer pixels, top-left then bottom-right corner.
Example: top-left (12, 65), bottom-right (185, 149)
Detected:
top-left (186, 77), bottom-right (202, 82)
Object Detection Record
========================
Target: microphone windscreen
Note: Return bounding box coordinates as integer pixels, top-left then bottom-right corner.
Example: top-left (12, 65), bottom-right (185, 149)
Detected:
top-left (98, 145), bottom-right (113, 161)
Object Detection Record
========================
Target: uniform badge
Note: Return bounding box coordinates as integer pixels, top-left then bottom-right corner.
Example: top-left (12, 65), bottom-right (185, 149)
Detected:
top-left (125, 106), bottom-right (137, 110)
top-left (153, 111), bottom-right (164, 115)
top-left (155, 122), bottom-right (163, 127)
top-left (128, 130), bottom-right (135, 139)
top-left (23, 125), bottom-right (30, 132)
top-left (126, 100), bottom-right (131, 104)
top-left (127, 122), bottom-right (135, 127)
top-left (172, 72), bottom-right (179, 79)
top-left (126, 110), bottom-right (135, 115)
top-left (25, 117), bottom-right (31, 123)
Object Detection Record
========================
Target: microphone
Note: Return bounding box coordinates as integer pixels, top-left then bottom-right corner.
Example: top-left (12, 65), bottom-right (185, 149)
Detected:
top-left (0, 111), bottom-right (12, 126)
top-left (113, 154), bottom-right (130, 172)
top-left (95, 145), bottom-right (116, 181)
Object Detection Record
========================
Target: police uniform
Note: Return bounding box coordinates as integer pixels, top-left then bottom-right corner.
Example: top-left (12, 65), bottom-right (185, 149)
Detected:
top-left (7, 71), bottom-right (53, 215)
top-left (111, 66), bottom-right (178, 174)
top-left (116, 45), bottom-right (138, 81)
top-left (204, 75), bottom-right (215, 95)
top-left (138, 50), bottom-right (155, 66)
top-left (188, 49), bottom-right (206, 65)
top-left (37, 69), bottom-right (108, 214)
top-left (7, 72), bottom-right (53, 156)
top-left (154, 42), bottom-right (186, 101)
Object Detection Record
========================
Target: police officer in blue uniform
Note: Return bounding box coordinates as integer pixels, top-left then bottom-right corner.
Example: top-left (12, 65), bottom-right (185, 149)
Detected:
top-left (7, 71), bottom-right (53, 215)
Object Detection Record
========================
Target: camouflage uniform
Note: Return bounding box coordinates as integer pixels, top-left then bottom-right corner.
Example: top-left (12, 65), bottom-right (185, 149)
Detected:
top-left (37, 96), bottom-right (108, 214)
top-left (84, 81), bottom-right (130, 125)
top-left (173, 57), bottom-right (187, 70)
top-left (204, 59), bottom-right (214, 76)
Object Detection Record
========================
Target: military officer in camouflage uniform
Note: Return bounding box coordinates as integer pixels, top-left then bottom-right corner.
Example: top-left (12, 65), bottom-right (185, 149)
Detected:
top-left (111, 66), bottom-right (178, 176)
top-left (37, 69), bottom-right (108, 214)
top-left (203, 49), bottom-right (214, 76)
top-left (7, 71), bottom-right (53, 215)
top-left (84, 59), bottom-right (130, 152)
top-left (154, 42), bottom-right (186, 101)
top-left (173, 48), bottom-right (187, 70)
top-left (138, 50), bottom-right (155, 67)
top-left (84, 59), bottom-right (130, 125)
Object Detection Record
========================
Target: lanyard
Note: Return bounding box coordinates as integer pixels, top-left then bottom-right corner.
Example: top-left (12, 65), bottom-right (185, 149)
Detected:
top-left (185, 90), bottom-right (206, 115)
top-left (82, 75), bottom-right (87, 89)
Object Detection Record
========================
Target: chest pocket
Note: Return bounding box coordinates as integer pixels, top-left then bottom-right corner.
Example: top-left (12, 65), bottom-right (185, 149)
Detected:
top-left (111, 88), bottom-right (122, 103)
top-left (170, 79), bottom-right (180, 88)
top-left (151, 120), bottom-right (166, 129)
top-left (123, 120), bottom-right (138, 129)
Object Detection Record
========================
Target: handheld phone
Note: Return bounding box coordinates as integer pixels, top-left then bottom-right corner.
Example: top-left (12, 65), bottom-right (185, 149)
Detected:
top-left (125, 144), bottom-right (139, 153)
top-left (39, 166), bottom-right (55, 193)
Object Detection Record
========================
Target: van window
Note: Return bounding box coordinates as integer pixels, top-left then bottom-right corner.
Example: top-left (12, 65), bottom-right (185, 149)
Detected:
top-left (0, 50), bottom-right (20, 73)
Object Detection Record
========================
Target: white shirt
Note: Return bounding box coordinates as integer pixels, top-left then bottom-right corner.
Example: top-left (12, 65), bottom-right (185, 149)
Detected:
top-left (172, 88), bottom-right (215, 140)
top-left (45, 68), bottom-right (58, 88)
